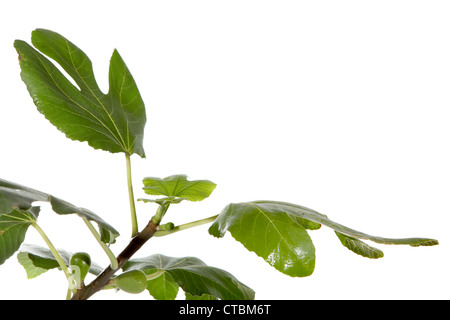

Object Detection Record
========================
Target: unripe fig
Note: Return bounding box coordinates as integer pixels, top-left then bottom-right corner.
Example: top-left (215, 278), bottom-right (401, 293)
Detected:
top-left (114, 270), bottom-right (147, 294)
top-left (160, 222), bottom-right (175, 231)
top-left (70, 252), bottom-right (91, 285)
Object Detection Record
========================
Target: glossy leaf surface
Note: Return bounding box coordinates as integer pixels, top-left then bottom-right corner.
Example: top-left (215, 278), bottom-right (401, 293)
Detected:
top-left (0, 209), bottom-right (38, 265)
top-left (146, 271), bottom-right (179, 300)
top-left (14, 29), bottom-right (146, 157)
top-left (142, 175), bottom-right (216, 202)
top-left (209, 200), bottom-right (439, 277)
top-left (17, 244), bottom-right (103, 279)
top-left (124, 254), bottom-right (254, 300)
top-left (0, 178), bottom-right (119, 244)
top-left (209, 202), bottom-right (316, 277)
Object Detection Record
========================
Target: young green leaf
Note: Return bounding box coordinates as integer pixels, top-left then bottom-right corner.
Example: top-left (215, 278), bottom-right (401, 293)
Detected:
top-left (209, 200), bottom-right (439, 277)
top-left (142, 175), bottom-right (216, 202)
top-left (14, 29), bottom-right (146, 157)
top-left (138, 196), bottom-right (187, 206)
top-left (249, 201), bottom-right (439, 247)
top-left (0, 180), bottom-right (47, 213)
top-left (0, 178), bottom-right (119, 244)
top-left (17, 244), bottom-right (103, 279)
top-left (335, 231), bottom-right (384, 259)
top-left (17, 244), bottom-right (69, 279)
top-left (209, 202), bottom-right (316, 277)
top-left (146, 271), bottom-right (179, 300)
top-left (49, 196), bottom-right (119, 244)
top-left (0, 209), bottom-right (38, 265)
top-left (124, 254), bottom-right (255, 300)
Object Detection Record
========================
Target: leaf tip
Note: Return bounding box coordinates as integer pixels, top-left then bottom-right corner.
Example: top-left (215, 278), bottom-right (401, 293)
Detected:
top-left (411, 239), bottom-right (439, 247)
top-left (13, 40), bottom-right (25, 61)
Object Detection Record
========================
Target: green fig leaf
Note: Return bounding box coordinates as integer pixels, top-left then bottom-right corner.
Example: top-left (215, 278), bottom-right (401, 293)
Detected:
top-left (142, 175), bottom-right (216, 202)
top-left (17, 244), bottom-right (103, 279)
top-left (0, 178), bottom-right (119, 244)
top-left (249, 201), bottom-right (438, 246)
top-left (209, 202), bottom-right (316, 277)
top-left (0, 209), bottom-right (38, 265)
top-left (138, 196), bottom-right (187, 206)
top-left (335, 231), bottom-right (384, 259)
top-left (146, 271), bottom-right (179, 300)
top-left (14, 28), bottom-right (146, 157)
top-left (209, 200), bottom-right (439, 277)
top-left (124, 254), bottom-right (254, 300)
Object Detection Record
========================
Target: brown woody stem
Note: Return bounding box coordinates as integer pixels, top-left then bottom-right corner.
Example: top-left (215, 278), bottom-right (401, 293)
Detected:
top-left (70, 219), bottom-right (159, 300)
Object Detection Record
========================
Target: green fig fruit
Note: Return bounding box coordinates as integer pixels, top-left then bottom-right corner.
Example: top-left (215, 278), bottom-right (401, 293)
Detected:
top-left (70, 252), bottom-right (91, 285)
top-left (114, 270), bottom-right (147, 294)
top-left (160, 222), bottom-right (175, 231)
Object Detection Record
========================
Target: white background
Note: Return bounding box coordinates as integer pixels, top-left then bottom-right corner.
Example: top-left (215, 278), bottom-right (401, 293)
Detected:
top-left (0, 0), bottom-right (449, 300)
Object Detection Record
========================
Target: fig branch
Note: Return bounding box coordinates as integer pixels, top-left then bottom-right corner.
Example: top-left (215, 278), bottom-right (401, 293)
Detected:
top-left (71, 218), bottom-right (159, 300)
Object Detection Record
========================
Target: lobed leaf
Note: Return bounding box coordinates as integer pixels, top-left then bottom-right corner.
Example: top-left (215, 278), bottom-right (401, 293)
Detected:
top-left (247, 201), bottom-right (439, 246)
top-left (209, 202), bottom-right (316, 277)
top-left (138, 196), bottom-right (187, 206)
top-left (209, 200), bottom-right (438, 277)
top-left (17, 251), bottom-right (50, 279)
top-left (142, 175), bottom-right (216, 202)
top-left (124, 254), bottom-right (255, 300)
top-left (14, 29), bottom-right (146, 157)
top-left (17, 244), bottom-right (103, 279)
top-left (0, 209), bottom-right (38, 265)
top-left (0, 178), bottom-right (119, 244)
top-left (0, 180), bottom-right (47, 214)
top-left (49, 196), bottom-right (119, 244)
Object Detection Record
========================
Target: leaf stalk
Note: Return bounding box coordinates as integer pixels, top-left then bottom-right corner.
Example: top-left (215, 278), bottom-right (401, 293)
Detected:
top-left (154, 214), bottom-right (219, 237)
top-left (31, 222), bottom-right (75, 298)
top-left (126, 154), bottom-right (138, 237)
top-left (71, 218), bottom-right (159, 300)
top-left (151, 203), bottom-right (170, 225)
top-left (82, 217), bottom-right (118, 270)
